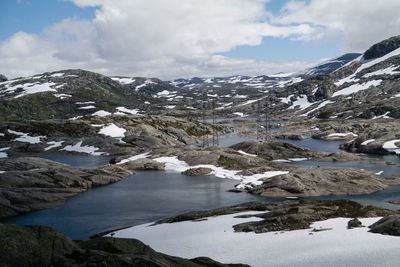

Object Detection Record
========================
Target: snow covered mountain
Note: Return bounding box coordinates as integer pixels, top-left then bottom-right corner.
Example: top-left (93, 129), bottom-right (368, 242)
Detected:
top-left (1, 35), bottom-right (399, 120)
top-left (263, 35), bottom-right (400, 119)
top-left (170, 74), bottom-right (302, 90)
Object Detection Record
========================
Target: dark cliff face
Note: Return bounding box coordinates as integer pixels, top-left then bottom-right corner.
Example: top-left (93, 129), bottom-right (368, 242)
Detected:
top-left (363, 35), bottom-right (400, 60)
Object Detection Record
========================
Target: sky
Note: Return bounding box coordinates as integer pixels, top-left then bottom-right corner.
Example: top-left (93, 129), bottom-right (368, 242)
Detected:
top-left (0, 0), bottom-right (400, 79)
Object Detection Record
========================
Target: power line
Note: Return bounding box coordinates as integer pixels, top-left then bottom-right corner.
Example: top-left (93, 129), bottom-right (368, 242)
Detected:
top-left (211, 100), bottom-right (219, 146)
top-left (202, 92), bottom-right (209, 147)
top-left (264, 97), bottom-right (271, 141)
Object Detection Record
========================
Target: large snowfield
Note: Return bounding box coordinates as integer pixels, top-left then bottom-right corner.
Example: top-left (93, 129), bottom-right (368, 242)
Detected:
top-left (111, 211), bottom-right (400, 267)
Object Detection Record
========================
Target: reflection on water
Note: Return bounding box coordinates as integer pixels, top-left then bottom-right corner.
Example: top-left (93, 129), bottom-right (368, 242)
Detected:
top-left (282, 138), bottom-right (343, 153)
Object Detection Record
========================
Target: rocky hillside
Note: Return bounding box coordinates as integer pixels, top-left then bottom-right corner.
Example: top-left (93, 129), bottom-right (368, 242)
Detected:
top-left (0, 69), bottom-right (159, 120)
top-left (151, 36), bottom-right (400, 121)
top-left (0, 115), bottom-right (215, 158)
top-left (229, 35), bottom-right (400, 120)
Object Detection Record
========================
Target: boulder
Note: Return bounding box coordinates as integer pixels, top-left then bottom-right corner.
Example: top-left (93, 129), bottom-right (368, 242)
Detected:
top-left (348, 218), bottom-right (363, 229)
top-left (182, 167), bottom-right (213, 176)
top-left (369, 215), bottom-right (400, 236)
top-left (122, 158), bottom-right (165, 171)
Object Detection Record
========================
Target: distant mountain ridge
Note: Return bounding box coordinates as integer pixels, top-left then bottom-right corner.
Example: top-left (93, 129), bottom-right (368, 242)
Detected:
top-left (1, 35), bottom-right (400, 120)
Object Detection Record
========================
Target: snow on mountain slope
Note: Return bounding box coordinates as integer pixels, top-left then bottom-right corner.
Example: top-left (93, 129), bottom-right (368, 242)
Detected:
top-left (0, 70), bottom-right (153, 120)
top-left (303, 53), bottom-right (361, 77)
top-left (332, 80), bottom-right (383, 97)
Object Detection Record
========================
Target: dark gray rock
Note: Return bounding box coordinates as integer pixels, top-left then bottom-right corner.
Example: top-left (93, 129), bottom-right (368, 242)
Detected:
top-left (155, 200), bottom-right (395, 234)
top-left (182, 167), bottom-right (213, 176)
top-left (364, 35), bottom-right (400, 60)
top-left (249, 167), bottom-right (400, 197)
top-left (369, 215), bottom-right (400, 236)
top-left (348, 218), bottom-right (363, 229)
top-left (230, 141), bottom-right (317, 161)
top-left (122, 158), bottom-right (165, 171)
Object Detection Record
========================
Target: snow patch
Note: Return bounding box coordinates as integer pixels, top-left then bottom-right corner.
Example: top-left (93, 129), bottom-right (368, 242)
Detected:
top-left (153, 156), bottom-right (288, 189)
top-left (99, 123), bottom-right (126, 138)
top-left (237, 150), bottom-right (257, 157)
top-left (115, 107), bottom-right (140, 115)
top-left (288, 95), bottom-right (313, 111)
top-left (44, 141), bottom-right (64, 151)
top-left (361, 139), bottom-right (375, 146)
top-left (61, 141), bottom-right (106, 156)
top-left (382, 140), bottom-right (400, 154)
top-left (111, 77), bottom-right (136, 85)
top-left (363, 65), bottom-right (400, 77)
top-left (8, 130), bottom-right (44, 144)
top-left (135, 79), bottom-right (156, 91)
top-left (9, 82), bottom-right (58, 98)
top-left (232, 112), bottom-right (247, 117)
top-left (117, 152), bottom-right (151, 165)
top-left (78, 105), bottom-right (96, 110)
top-left (0, 147), bottom-right (10, 158)
top-left (327, 132), bottom-right (358, 138)
top-left (92, 110), bottom-right (112, 117)
top-left (332, 80), bottom-right (382, 97)
top-left (53, 93), bottom-right (72, 99)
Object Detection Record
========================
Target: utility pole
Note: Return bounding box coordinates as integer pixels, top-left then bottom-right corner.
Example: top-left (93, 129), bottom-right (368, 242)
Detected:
top-left (211, 100), bottom-right (219, 146)
top-left (256, 100), bottom-right (262, 141)
top-left (202, 93), bottom-right (209, 147)
top-left (264, 97), bottom-right (270, 141)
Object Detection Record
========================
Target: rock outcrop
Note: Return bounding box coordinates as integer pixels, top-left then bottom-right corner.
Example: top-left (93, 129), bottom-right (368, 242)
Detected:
top-left (230, 141), bottom-right (317, 161)
top-left (363, 35), bottom-right (400, 60)
top-left (0, 223), bottom-right (248, 267)
top-left (232, 200), bottom-right (395, 234)
top-left (182, 167), bottom-right (213, 176)
top-left (369, 215), bottom-right (400, 236)
top-left (155, 200), bottom-right (396, 234)
top-left (248, 167), bottom-right (400, 197)
top-left (0, 157), bottom-right (132, 219)
top-left (121, 158), bottom-right (165, 171)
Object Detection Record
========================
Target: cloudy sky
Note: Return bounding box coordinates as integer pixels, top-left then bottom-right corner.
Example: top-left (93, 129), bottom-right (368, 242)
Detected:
top-left (1, 0), bottom-right (400, 79)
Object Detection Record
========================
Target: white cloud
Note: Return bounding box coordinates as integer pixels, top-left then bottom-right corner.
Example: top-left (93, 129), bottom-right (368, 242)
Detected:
top-left (1, 0), bottom-right (399, 79)
top-left (0, 0), bottom-right (316, 79)
top-left (275, 0), bottom-right (400, 52)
